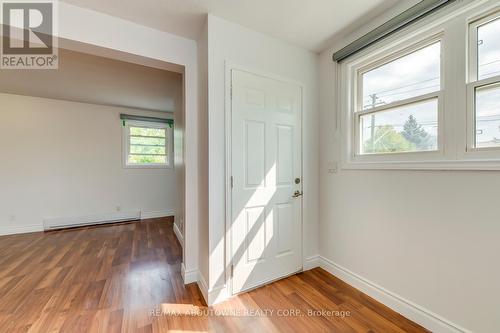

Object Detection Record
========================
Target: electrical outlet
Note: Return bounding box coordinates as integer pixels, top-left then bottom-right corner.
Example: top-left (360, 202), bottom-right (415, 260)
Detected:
top-left (8, 215), bottom-right (16, 222)
top-left (327, 162), bottom-right (337, 174)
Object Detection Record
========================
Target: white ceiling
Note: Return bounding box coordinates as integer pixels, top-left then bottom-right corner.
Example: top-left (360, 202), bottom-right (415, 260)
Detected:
top-left (61, 0), bottom-right (405, 52)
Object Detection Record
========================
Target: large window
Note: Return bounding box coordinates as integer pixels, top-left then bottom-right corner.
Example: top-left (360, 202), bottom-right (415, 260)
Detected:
top-left (340, 1), bottom-right (500, 169)
top-left (122, 120), bottom-right (173, 168)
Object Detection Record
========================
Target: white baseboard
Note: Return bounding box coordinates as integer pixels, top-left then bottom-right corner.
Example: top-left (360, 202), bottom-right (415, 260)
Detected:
top-left (179, 265), bottom-right (210, 305)
top-left (181, 263), bottom-right (198, 284)
top-left (173, 222), bottom-right (184, 246)
top-left (141, 209), bottom-right (175, 219)
top-left (41, 209), bottom-right (174, 232)
top-left (0, 224), bottom-right (43, 236)
top-left (207, 283), bottom-right (230, 306)
top-left (2, 209), bottom-right (175, 236)
top-left (179, 267), bottom-right (224, 307)
top-left (197, 271), bottom-right (209, 304)
top-left (318, 256), bottom-right (470, 333)
top-left (43, 211), bottom-right (141, 230)
top-left (303, 255), bottom-right (321, 270)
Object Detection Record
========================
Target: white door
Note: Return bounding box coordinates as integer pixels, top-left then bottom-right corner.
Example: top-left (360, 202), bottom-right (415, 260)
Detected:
top-left (231, 69), bottom-right (302, 294)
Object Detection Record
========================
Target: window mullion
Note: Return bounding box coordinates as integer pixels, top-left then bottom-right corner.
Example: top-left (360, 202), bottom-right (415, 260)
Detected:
top-left (355, 91), bottom-right (441, 115)
top-left (467, 74), bottom-right (500, 90)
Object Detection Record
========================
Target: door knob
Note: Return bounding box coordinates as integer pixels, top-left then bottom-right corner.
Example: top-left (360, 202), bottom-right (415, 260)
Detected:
top-left (292, 190), bottom-right (303, 198)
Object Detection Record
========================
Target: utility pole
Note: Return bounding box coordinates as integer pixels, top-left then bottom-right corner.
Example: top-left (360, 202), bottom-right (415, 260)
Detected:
top-left (369, 94), bottom-right (379, 151)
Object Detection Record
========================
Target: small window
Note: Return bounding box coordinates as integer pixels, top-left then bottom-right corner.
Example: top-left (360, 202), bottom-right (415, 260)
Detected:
top-left (122, 120), bottom-right (173, 168)
top-left (356, 40), bottom-right (441, 155)
top-left (469, 12), bottom-right (500, 150)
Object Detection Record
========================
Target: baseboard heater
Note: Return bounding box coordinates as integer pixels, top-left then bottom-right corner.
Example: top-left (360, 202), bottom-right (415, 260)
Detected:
top-left (43, 211), bottom-right (141, 231)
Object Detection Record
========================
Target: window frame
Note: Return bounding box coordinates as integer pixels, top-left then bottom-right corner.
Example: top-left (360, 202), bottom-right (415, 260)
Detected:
top-left (122, 119), bottom-right (173, 169)
top-left (353, 36), bottom-right (444, 159)
top-left (466, 10), bottom-right (500, 154)
top-left (339, 0), bottom-right (500, 170)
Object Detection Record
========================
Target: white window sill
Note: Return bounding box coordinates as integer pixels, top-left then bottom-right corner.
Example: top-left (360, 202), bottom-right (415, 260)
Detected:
top-left (341, 159), bottom-right (500, 171)
top-left (123, 164), bottom-right (173, 169)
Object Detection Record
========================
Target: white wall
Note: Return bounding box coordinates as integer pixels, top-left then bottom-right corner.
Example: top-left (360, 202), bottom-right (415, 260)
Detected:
top-left (206, 14), bottom-right (319, 303)
top-left (0, 93), bottom-right (176, 235)
top-left (319, 1), bottom-right (500, 332)
top-left (173, 74), bottom-right (186, 246)
top-left (0, 48), bottom-right (182, 113)
top-left (56, 2), bottom-right (200, 277)
top-left (197, 18), bottom-right (210, 297)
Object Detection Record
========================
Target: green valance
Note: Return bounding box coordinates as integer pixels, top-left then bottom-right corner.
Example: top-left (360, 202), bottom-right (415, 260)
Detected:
top-left (120, 114), bottom-right (174, 128)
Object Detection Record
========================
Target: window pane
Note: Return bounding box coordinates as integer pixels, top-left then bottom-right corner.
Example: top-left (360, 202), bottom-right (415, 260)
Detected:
top-left (130, 145), bottom-right (166, 155)
top-left (360, 99), bottom-right (438, 154)
top-left (128, 155), bottom-right (166, 164)
top-left (475, 83), bottom-right (500, 148)
top-left (478, 17), bottom-right (500, 80)
top-left (362, 42), bottom-right (440, 110)
top-left (130, 126), bottom-right (165, 137)
top-left (130, 136), bottom-right (165, 146)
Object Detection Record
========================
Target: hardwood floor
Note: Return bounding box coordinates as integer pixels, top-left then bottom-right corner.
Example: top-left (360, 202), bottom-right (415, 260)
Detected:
top-left (0, 217), bottom-right (428, 332)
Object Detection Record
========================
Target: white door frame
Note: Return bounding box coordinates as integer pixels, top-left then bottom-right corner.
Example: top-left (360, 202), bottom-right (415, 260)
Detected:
top-left (224, 62), bottom-right (305, 297)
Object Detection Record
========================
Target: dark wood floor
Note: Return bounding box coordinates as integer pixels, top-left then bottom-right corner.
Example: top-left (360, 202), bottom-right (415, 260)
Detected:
top-left (0, 217), bottom-right (428, 332)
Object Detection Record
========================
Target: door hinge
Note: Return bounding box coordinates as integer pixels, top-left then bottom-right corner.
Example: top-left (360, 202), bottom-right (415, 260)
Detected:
top-left (230, 85), bottom-right (233, 99)
top-left (230, 176), bottom-right (233, 189)
top-left (230, 264), bottom-right (234, 278)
